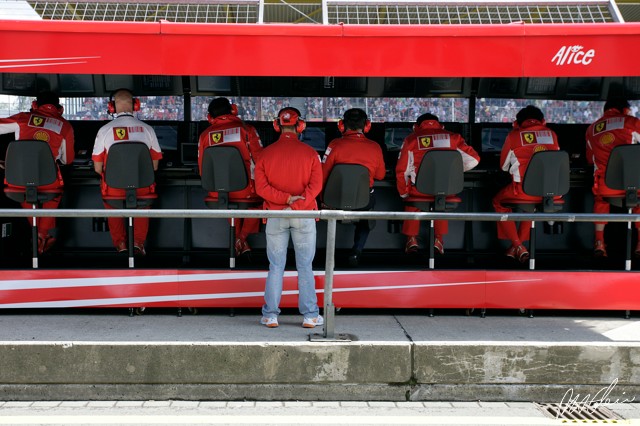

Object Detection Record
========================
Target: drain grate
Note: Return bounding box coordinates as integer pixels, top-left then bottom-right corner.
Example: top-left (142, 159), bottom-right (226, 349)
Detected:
top-left (536, 402), bottom-right (625, 422)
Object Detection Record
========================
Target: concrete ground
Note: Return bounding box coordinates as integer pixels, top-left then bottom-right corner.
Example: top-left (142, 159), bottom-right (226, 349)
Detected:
top-left (0, 309), bottom-right (638, 403)
top-left (0, 400), bottom-right (638, 425)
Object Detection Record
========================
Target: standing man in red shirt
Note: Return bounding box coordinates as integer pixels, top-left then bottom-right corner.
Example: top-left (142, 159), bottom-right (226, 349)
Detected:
top-left (0, 91), bottom-right (75, 253)
top-left (254, 107), bottom-right (323, 329)
top-left (198, 97), bottom-right (263, 256)
top-left (493, 105), bottom-right (560, 263)
top-left (396, 113), bottom-right (479, 255)
top-left (92, 88), bottom-right (163, 255)
top-left (586, 98), bottom-right (640, 257)
top-left (322, 108), bottom-right (385, 266)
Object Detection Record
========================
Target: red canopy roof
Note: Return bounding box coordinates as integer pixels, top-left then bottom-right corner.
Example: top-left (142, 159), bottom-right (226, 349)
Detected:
top-left (0, 20), bottom-right (638, 77)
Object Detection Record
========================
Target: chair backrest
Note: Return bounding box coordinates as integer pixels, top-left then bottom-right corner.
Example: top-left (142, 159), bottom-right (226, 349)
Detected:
top-left (104, 142), bottom-right (156, 190)
top-left (5, 140), bottom-right (58, 188)
top-left (5, 140), bottom-right (58, 204)
top-left (605, 144), bottom-right (640, 208)
top-left (323, 164), bottom-right (371, 210)
top-left (522, 150), bottom-right (570, 197)
top-left (200, 146), bottom-right (249, 194)
top-left (415, 150), bottom-right (464, 196)
top-left (521, 150), bottom-right (569, 213)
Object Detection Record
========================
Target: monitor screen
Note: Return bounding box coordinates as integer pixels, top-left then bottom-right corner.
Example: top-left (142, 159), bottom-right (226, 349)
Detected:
top-left (2, 73), bottom-right (37, 93)
top-left (58, 74), bottom-right (94, 94)
top-left (525, 78), bottom-right (557, 96)
top-left (481, 127), bottom-right (510, 153)
top-left (384, 128), bottom-right (411, 151)
top-left (384, 77), bottom-right (415, 95)
top-left (624, 77), bottom-right (640, 98)
top-left (104, 75), bottom-right (135, 92)
top-left (429, 77), bottom-right (464, 94)
top-left (566, 77), bottom-right (602, 98)
top-left (181, 142), bottom-right (199, 166)
top-left (300, 127), bottom-right (326, 151)
top-left (333, 77), bottom-right (368, 95)
top-left (135, 75), bottom-right (175, 93)
top-left (480, 78), bottom-right (519, 97)
top-left (196, 76), bottom-right (231, 92)
top-left (151, 124), bottom-right (179, 152)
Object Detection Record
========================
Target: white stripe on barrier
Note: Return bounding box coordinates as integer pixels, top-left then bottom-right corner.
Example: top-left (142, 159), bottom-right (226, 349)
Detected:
top-left (0, 279), bottom-right (540, 308)
top-left (0, 270), bottom-right (407, 291)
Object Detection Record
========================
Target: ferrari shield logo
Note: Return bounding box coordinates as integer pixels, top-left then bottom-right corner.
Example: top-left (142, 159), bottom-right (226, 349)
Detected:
top-left (210, 131), bottom-right (223, 144)
top-left (522, 132), bottom-right (536, 144)
top-left (595, 121), bottom-right (606, 133)
top-left (418, 136), bottom-right (431, 149)
top-left (113, 127), bottom-right (129, 140)
top-left (29, 115), bottom-right (45, 127)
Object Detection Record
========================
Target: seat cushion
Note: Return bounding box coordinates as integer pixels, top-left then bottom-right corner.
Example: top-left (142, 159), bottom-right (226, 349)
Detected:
top-left (502, 197), bottom-right (564, 213)
top-left (205, 195), bottom-right (262, 210)
top-left (4, 187), bottom-right (62, 204)
top-left (103, 193), bottom-right (157, 209)
top-left (405, 195), bottom-right (462, 212)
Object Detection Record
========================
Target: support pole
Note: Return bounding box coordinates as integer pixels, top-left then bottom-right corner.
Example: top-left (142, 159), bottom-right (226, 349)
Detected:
top-left (323, 218), bottom-right (337, 339)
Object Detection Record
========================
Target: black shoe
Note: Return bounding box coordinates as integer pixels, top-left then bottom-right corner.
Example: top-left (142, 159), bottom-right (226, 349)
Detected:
top-left (348, 250), bottom-right (361, 267)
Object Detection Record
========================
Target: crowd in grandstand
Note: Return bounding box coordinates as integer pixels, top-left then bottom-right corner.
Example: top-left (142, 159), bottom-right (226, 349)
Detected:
top-left (3, 94), bottom-right (639, 124)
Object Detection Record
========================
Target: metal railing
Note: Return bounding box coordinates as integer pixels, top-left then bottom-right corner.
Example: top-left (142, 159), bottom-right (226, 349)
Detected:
top-left (1, 207), bottom-right (639, 338)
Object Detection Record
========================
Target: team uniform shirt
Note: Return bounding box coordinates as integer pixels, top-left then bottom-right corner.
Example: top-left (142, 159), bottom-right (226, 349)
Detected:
top-left (92, 113), bottom-right (162, 196)
top-left (197, 114), bottom-right (263, 199)
top-left (0, 105), bottom-right (75, 189)
top-left (322, 131), bottom-right (385, 188)
top-left (500, 119), bottom-right (560, 183)
top-left (492, 119), bottom-right (560, 242)
top-left (396, 120), bottom-right (479, 198)
top-left (586, 109), bottom-right (640, 193)
top-left (585, 109), bottom-right (640, 226)
top-left (254, 132), bottom-right (323, 211)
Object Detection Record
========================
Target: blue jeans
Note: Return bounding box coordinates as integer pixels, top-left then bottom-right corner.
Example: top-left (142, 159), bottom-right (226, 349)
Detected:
top-left (262, 217), bottom-right (319, 319)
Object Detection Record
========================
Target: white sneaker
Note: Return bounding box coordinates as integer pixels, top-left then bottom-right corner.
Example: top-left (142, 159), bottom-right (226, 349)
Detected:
top-left (302, 315), bottom-right (324, 328)
top-left (260, 317), bottom-right (279, 328)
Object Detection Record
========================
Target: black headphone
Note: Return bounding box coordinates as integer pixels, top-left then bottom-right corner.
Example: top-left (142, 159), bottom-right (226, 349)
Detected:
top-left (108, 88), bottom-right (140, 114)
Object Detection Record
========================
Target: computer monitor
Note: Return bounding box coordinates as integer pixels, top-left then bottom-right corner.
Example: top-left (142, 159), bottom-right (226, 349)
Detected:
top-left (480, 127), bottom-right (510, 153)
top-left (151, 124), bottom-right (179, 152)
top-left (384, 127), bottom-right (411, 151)
top-left (196, 76), bottom-right (231, 93)
top-left (300, 127), bottom-right (326, 152)
top-left (181, 142), bottom-right (199, 166)
top-left (2, 73), bottom-right (37, 93)
top-left (58, 74), bottom-right (94, 95)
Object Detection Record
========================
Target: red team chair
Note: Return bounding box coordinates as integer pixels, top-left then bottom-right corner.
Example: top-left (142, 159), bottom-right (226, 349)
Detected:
top-left (403, 149), bottom-right (465, 269)
top-left (200, 145), bottom-right (262, 268)
top-left (500, 150), bottom-right (570, 270)
top-left (4, 139), bottom-right (63, 268)
top-left (101, 141), bottom-right (157, 268)
top-left (602, 144), bottom-right (640, 271)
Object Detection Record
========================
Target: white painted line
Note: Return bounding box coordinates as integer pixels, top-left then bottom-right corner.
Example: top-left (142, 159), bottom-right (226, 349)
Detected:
top-left (0, 415), bottom-right (629, 424)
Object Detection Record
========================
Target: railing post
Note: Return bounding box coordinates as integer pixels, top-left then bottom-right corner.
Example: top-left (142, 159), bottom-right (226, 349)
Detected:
top-left (323, 218), bottom-right (337, 339)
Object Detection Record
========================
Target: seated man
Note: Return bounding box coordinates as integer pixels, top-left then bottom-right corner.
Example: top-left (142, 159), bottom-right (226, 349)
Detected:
top-left (586, 98), bottom-right (640, 258)
top-left (396, 113), bottom-right (479, 255)
top-left (92, 88), bottom-right (162, 255)
top-left (0, 91), bottom-right (75, 253)
top-left (492, 105), bottom-right (560, 263)
top-left (322, 108), bottom-right (385, 266)
top-left (198, 97), bottom-right (263, 256)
